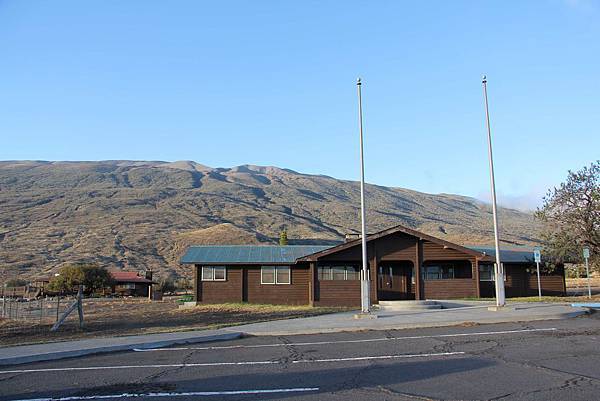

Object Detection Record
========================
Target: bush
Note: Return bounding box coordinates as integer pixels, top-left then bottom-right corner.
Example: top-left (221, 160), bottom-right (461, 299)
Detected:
top-left (48, 263), bottom-right (114, 294)
top-left (156, 276), bottom-right (176, 294)
top-left (5, 278), bottom-right (27, 287)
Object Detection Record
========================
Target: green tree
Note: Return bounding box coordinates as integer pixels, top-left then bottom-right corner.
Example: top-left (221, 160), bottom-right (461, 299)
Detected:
top-left (5, 278), bottom-right (27, 287)
top-left (157, 276), bottom-right (176, 294)
top-left (279, 230), bottom-right (288, 246)
top-left (535, 160), bottom-right (599, 271)
top-left (48, 263), bottom-right (114, 294)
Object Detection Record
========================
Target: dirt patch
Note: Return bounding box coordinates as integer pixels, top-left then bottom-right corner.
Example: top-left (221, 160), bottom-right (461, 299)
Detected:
top-left (0, 298), bottom-right (350, 347)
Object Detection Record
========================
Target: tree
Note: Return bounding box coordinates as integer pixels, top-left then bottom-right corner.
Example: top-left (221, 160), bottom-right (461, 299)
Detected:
top-left (279, 230), bottom-right (288, 246)
top-left (157, 276), bottom-right (176, 294)
top-left (5, 278), bottom-right (27, 287)
top-left (48, 263), bottom-right (114, 294)
top-left (535, 160), bottom-right (599, 271)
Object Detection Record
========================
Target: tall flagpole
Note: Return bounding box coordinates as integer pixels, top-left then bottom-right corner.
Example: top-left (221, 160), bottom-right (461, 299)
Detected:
top-left (357, 77), bottom-right (370, 313)
top-left (482, 75), bottom-right (506, 308)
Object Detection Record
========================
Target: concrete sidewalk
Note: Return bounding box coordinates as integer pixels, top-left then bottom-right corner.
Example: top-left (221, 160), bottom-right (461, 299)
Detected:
top-left (0, 301), bottom-right (587, 366)
top-left (0, 329), bottom-right (242, 366)
top-left (224, 301), bottom-right (588, 336)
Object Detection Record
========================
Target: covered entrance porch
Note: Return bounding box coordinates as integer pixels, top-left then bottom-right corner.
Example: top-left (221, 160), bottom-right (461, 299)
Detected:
top-left (377, 261), bottom-right (415, 301)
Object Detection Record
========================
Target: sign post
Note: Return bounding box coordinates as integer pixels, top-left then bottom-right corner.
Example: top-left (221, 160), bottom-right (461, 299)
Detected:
top-left (534, 248), bottom-right (542, 299)
top-left (583, 247), bottom-right (591, 299)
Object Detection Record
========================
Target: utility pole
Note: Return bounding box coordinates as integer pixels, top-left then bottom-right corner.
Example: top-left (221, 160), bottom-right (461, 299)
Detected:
top-left (357, 77), bottom-right (370, 314)
top-left (482, 75), bottom-right (506, 308)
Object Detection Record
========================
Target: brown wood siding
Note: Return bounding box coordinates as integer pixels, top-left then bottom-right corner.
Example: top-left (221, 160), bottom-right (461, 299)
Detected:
top-left (319, 246), bottom-right (362, 261)
top-left (479, 264), bottom-right (566, 297)
top-left (422, 241), bottom-right (476, 262)
top-left (376, 233), bottom-right (417, 262)
top-left (246, 267), bottom-right (310, 305)
top-left (315, 281), bottom-right (361, 307)
top-left (198, 267), bottom-right (243, 303)
top-left (423, 279), bottom-right (477, 299)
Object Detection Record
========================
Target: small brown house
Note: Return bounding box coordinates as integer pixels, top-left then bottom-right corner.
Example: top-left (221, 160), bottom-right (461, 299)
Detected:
top-left (110, 271), bottom-right (153, 297)
top-left (181, 225), bottom-right (566, 306)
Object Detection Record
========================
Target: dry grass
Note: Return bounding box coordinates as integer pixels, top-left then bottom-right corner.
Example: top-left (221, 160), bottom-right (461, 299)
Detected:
top-left (0, 297), bottom-right (350, 347)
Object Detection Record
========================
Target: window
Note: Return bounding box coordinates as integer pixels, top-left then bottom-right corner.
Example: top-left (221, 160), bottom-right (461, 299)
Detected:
top-left (119, 283), bottom-right (136, 289)
top-left (423, 265), bottom-right (454, 280)
top-left (479, 264), bottom-right (506, 281)
top-left (479, 265), bottom-right (494, 281)
top-left (202, 266), bottom-right (226, 281)
top-left (318, 265), bottom-right (360, 281)
top-left (261, 266), bottom-right (291, 284)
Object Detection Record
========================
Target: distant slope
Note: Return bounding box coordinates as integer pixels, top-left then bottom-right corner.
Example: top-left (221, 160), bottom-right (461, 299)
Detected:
top-left (0, 160), bottom-right (542, 279)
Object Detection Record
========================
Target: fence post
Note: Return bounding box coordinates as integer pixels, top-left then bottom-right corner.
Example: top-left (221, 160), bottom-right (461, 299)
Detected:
top-left (56, 295), bottom-right (61, 322)
top-left (77, 285), bottom-right (84, 329)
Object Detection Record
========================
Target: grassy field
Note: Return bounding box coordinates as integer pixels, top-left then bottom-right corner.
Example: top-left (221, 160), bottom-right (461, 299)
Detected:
top-left (0, 298), bottom-right (350, 347)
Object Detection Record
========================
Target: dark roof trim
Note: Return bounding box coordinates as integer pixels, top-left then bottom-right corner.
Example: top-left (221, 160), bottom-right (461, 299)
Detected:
top-left (297, 224), bottom-right (492, 262)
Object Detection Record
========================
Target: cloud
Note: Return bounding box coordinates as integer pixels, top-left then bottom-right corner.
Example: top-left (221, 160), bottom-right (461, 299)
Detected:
top-left (477, 190), bottom-right (545, 212)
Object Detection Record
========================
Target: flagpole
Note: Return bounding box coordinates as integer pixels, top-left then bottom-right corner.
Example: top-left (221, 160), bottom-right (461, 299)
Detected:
top-left (357, 77), bottom-right (370, 314)
top-left (482, 75), bottom-right (506, 308)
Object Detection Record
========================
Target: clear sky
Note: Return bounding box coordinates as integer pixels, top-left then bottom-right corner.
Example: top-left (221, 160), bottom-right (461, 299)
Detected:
top-left (1, 1), bottom-right (598, 210)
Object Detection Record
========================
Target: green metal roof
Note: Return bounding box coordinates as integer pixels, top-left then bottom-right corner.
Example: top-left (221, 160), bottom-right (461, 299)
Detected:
top-left (467, 246), bottom-right (535, 263)
top-left (180, 245), bottom-right (332, 265)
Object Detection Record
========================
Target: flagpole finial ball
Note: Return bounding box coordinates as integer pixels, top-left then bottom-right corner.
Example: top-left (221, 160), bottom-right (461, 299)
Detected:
top-left (357, 77), bottom-right (361, 85)
top-left (482, 75), bottom-right (487, 83)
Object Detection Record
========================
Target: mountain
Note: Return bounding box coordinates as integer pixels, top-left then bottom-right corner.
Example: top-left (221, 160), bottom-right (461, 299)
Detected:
top-left (0, 160), bottom-right (542, 279)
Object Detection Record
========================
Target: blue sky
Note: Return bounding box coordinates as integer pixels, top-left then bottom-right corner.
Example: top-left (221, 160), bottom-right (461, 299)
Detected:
top-left (1, 1), bottom-right (598, 210)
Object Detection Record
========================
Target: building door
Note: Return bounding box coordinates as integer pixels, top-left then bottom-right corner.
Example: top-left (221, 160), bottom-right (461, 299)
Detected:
top-left (377, 263), bottom-right (413, 300)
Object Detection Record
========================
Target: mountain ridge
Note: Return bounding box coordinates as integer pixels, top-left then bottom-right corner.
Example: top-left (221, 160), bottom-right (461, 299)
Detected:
top-left (0, 160), bottom-right (542, 279)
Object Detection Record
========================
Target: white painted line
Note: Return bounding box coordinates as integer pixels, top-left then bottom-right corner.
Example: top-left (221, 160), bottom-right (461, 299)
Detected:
top-left (0, 361), bottom-right (279, 374)
top-left (0, 351), bottom-right (464, 375)
top-left (134, 327), bottom-right (557, 352)
top-left (292, 351), bottom-right (465, 364)
top-left (8, 387), bottom-right (320, 401)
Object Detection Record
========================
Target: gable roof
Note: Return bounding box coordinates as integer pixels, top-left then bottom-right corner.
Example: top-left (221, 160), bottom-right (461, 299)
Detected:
top-left (179, 225), bottom-right (539, 266)
top-left (180, 245), bottom-right (332, 265)
top-left (110, 271), bottom-right (153, 284)
top-left (297, 224), bottom-right (487, 262)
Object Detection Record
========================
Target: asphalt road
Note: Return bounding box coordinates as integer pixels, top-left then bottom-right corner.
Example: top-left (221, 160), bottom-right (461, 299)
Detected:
top-left (1, 314), bottom-right (599, 401)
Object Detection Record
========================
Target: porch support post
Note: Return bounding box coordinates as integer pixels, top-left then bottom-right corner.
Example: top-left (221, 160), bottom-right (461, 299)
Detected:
top-left (473, 258), bottom-right (481, 298)
top-left (193, 264), bottom-right (200, 303)
top-left (309, 262), bottom-right (316, 306)
top-left (370, 243), bottom-right (378, 304)
top-left (415, 240), bottom-right (423, 300)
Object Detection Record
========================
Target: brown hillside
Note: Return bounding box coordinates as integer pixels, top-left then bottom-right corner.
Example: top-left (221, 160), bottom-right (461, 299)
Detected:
top-left (0, 160), bottom-right (542, 279)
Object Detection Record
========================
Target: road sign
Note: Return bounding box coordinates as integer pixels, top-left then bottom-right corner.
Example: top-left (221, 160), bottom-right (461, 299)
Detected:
top-left (534, 248), bottom-right (541, 263)
top-left (583, 248), bottom-right (590, 259)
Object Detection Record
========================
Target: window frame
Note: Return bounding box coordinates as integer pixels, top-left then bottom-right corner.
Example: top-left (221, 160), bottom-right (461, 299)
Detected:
top-left (423, 265), bottom-right (455, 280)
top-left (261, 266), bottom-right (291, 285)
top-left (201, 266), bottom-right (227, 282)
top-left (479, 264), bottom-right (507, 282)
top-left (317, 265), bottom-right (361, 281)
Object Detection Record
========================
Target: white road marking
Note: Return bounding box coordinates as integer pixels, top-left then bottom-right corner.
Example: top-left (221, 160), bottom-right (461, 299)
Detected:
top-left (8, 387), bottom-right (320, 401)
top-left (0, 351), bottom-right (464, 375)
top-left (133, 327), bottom-right (558, 352)
top-left (292, 351), bottom-right (465, 363)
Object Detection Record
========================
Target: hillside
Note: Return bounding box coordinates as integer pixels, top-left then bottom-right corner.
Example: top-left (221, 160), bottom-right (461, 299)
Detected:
top-left (0, 160), bottom-right (542, 279)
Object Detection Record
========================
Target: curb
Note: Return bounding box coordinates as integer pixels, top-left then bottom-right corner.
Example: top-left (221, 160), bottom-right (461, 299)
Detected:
top-left (225, 310), bottom-right (588, 336)
top-left (0, 332), bottom-right (243, 367)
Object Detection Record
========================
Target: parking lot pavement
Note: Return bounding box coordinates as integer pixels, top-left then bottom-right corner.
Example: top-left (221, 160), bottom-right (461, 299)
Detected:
top-left (1, 315), bottom-right (599, 401)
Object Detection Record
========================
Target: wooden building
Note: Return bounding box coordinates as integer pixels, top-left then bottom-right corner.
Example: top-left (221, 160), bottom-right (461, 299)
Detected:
top-left (110, 271), bottom-right (154, 297)
top-left (181, 225), bottom-right (566, 306)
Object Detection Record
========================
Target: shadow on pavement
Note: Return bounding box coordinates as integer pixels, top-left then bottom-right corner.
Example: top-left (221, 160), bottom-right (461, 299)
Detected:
top-left (1, 357), bottom-right (495, 400)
